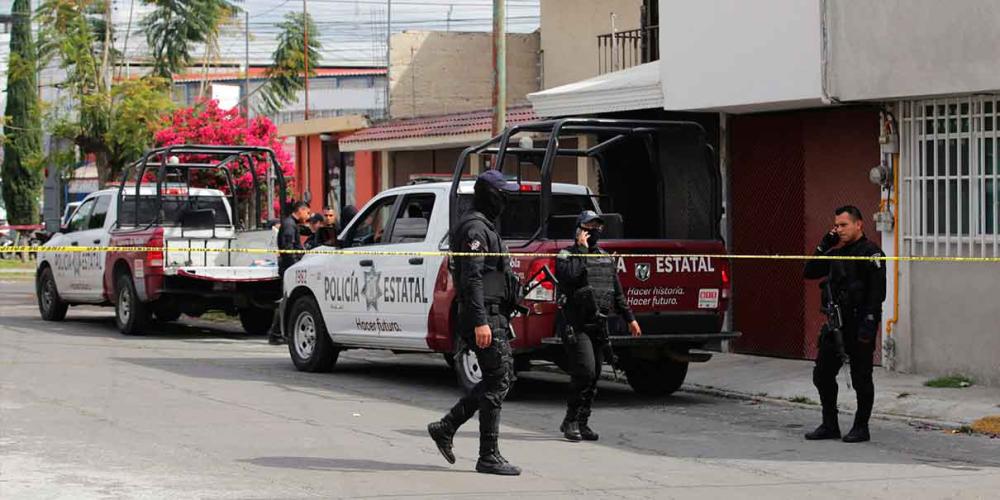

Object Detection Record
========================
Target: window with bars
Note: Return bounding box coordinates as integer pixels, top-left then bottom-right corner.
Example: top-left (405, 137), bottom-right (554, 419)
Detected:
top-left (901, 97), bottom-right (1000, 257)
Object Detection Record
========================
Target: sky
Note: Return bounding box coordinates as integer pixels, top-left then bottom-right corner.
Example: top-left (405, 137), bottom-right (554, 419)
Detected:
top-left (1, 0), bottom-right (541, 69)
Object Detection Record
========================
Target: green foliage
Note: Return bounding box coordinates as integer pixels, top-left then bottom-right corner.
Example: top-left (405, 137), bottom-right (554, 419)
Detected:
top-left (924, 375), bottom-right (974, 388)
top-left (2, 0), bottom-right (44, 225)
top-left (107, 78), bottom-right (175, 173)
top-left (141, 0), bottom-right (243, 79)
top-left (256, 11), bottom-right (322, 115)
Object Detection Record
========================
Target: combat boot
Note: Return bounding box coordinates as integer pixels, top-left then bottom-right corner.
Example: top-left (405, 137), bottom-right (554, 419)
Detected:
top-left (577, 418), bottom-right (599, 441)
top-left (805, 410), bottom-right (841, 440)
top-left (560, 419), bottom-right (582, 441)
top-left (842, 425), bottom-right (870, 443)
top-left (427, 420), bottom-right (456, 464)
top-left (477, 433), bottom-right (520, 476)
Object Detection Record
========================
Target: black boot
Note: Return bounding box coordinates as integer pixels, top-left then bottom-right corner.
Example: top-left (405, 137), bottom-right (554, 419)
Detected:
top-left (805, 410), bottom-right (841, 440)
top-left (475, 408), bottom-right (520, 475)
top-left (578, 418), bottom-right (599, 441)
top-left (427, 419), bottom-right (456, 464)
top-left (560, 408), bottom-right (582, 441)
top-left (842, 425), bottom-right (870, 443)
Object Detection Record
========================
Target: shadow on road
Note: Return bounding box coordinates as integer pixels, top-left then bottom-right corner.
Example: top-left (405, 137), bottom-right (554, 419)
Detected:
top-left (239, 456), bottom-right (457, 473)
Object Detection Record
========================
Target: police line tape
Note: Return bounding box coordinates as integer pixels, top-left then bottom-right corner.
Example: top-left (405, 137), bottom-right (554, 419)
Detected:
top-left (6, 245), bottom-right (1000, 263)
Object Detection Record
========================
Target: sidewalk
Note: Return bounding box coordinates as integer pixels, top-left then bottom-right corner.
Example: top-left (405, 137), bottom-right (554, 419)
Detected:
top-left (681, 352), bottom-right (1000, 428)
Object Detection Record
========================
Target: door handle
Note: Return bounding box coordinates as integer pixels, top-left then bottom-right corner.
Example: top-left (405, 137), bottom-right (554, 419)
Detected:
top-left (92, 239), bottom-right (101, 244)
top-left (359, 259), bottom-right (374, 267)
top-left (70, 241), bottom-right (79, 246)
top-left (408, 257), bottom-right (424, 265)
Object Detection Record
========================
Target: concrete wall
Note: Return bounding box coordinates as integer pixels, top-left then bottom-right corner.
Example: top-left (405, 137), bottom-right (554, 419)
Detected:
top-left (659, 0), bottom-right (824, 112)
top-left (906, 263), bottom-right (1000, 386)
top-left (827, 0), bottom-right (1000, 100)
top-left (539, 0), bottom-right (642, 89)
top-left (389, 31), bottom-right (540, 119)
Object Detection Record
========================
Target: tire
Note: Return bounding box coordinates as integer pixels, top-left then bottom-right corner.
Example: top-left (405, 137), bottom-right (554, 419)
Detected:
top-left (453, 335), bottom-right (481, 394)
top-left (623, 358), bottom-right (689, 397)
top-left (153, 303), bottom-right (182, 323)
top-left (442, 352), bottom-right (456, 370)
top-left (239, 307), bottom-right (275, 335)
top-left (115, 273), bottom-right (151, 335)
top-left (36, 267), bottom-right (68, 321)
top-left (287, 296), bottom-right (339, 372)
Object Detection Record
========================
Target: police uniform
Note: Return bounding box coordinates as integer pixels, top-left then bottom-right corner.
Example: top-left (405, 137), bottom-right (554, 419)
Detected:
top-left (555, 213), bottom-right (635, 442)
top-left (804, 234), bottom-right (886, 442)
top-left (428, 170), bottom-right (521, 476)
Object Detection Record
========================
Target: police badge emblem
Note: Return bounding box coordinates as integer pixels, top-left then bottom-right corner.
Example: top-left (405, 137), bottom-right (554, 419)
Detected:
top-left (634, 263), bottom-right (651, 282)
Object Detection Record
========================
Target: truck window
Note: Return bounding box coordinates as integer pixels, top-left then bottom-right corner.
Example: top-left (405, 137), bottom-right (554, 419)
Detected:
top-left (345, 195), bottom-right (398, 247)
top-left (88, 195), bottom-right (112, 230)
top-left (118, 194), bottom-right (231, 227)
top-left (457, 193), bottom-right (597, 240)
top-left (66, 198), bottom-right (96, 233)
top-left (388, 193), bottom-right (435, 243)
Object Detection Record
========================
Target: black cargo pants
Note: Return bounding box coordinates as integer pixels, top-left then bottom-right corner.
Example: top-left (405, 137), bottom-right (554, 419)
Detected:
top-left (813, 323), bottom-right (876, 427)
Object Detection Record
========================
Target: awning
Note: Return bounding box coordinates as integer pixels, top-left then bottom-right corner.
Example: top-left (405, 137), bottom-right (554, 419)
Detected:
top-left (276, 115), bottom-right (370, 137)
top-left (339, 106), bottom-right (537, 152)
top-left (527, 62), bottom-right (663, 117)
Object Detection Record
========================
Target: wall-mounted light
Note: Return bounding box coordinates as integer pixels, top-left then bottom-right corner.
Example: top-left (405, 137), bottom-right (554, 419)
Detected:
top-left (869, 163), bottom-right (890, 187)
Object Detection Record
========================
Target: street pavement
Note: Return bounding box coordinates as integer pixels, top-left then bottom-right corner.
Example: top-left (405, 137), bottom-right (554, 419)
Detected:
top-left (1, 281), bottom-right (999, 499)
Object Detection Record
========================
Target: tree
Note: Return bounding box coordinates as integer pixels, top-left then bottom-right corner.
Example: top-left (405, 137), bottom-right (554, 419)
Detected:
top-left (141, 0), bottom-right (242, 81)
top-left (154, 99), bottom-right (295, 220)
top-left (2, 0), bottom-right (44, 226)
top-left (256, 11), bottom-right (322, 116)
top-left (36, 0), bottom-right (174, 186)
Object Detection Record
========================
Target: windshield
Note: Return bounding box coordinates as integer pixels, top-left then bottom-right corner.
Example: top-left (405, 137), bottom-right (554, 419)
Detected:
top-left (457, 192), bottom-right (597, 240)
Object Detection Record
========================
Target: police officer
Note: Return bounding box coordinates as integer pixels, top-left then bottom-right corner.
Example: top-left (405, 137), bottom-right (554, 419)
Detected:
top-left (427, 169), bottom-right (522, 475)
top-left (556, 210), bottom-right (641, 442)
top-left (268, 201), bottom-right (311, 345)
top-left (804, 205), bottom-right (886, 443)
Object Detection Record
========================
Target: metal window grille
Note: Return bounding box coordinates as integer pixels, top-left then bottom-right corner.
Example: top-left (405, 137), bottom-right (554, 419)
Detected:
top-left (901, 97), bottom-right (1000, 257)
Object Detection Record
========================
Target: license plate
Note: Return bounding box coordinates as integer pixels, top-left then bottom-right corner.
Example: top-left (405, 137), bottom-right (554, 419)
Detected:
top-left (698, 288), bottom-right (720, 309)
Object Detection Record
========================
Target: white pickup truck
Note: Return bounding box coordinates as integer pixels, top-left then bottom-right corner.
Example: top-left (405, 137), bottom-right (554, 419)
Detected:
top-left (36, 145), bottom-right (286, 336)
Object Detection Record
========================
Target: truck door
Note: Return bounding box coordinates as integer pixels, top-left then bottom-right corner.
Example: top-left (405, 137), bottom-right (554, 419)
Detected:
top-left (75, 193), bottom-right (113, 302)
top-left (328, 194), bottom-right (398, 341)
top-left (56, 197), bottom-right (96, 300)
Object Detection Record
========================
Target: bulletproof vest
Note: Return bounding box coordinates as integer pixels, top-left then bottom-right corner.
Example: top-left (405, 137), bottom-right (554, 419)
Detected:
top-left (450, 211), bottom-right (511, 303)
top-left (583, 251), bottom-right (617, 315)
top-left (827, 243), bottom-right (871, 310)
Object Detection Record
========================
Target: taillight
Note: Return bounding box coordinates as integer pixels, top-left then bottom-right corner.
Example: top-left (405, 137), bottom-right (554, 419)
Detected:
top-left (147, 227), bottom-right (164, 268)
top-left (721, 266), bottom-right (731, 299)
top-left (524, 257), bottom-right (555, 301)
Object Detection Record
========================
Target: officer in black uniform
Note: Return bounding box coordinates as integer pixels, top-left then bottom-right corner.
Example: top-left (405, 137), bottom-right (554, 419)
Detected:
top-left (804, 205), bottom-right (886, 443)
top-left (427, 169), bottom-right (522, 476)
top-left (555, 210), bottom-right (641, 442)
top-left (268, 201), bottom-right (311, 344)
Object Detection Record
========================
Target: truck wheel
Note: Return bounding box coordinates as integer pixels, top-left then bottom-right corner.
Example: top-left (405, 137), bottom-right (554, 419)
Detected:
top-left (153, 303), bottom-right (182, 323)
top-left (239, 307), bottom-right (274, 335)
top-left (37, 267), bottom-right (68, 321)
top-left (624, 358), bottom-right (689, 397)
top-left (287, 296), bottom-right (338, 372)
top-left (442, 352), bottom-right (456, 369)
top-left (115, 274), bottom-right (150, 335)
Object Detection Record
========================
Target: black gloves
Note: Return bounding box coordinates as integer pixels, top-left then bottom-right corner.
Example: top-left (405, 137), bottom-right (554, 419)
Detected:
top-left (817, 231), bottom-right (840, 253)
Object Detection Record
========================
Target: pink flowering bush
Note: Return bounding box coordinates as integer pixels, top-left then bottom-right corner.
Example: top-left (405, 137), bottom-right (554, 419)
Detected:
top-left (154, 99), bottom-right (295, 204)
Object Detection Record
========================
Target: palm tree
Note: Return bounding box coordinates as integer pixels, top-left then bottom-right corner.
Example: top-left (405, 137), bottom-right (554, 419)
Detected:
top-left (141, 0), bottom-right (242, 80)
top-left (256, 11), bottom-right (322, 116)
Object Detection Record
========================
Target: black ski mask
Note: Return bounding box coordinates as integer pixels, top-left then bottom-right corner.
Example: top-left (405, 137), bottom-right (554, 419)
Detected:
top-left (580, 225), bottom-right (602, 248)
top-left (473, 179), bottom-right (508, 221)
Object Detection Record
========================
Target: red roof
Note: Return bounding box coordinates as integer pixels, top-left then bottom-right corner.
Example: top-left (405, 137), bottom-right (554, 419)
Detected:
top-left (172, 67), bottom-right (386, 84)
top-left (340, 106), bottom-right (537, 145)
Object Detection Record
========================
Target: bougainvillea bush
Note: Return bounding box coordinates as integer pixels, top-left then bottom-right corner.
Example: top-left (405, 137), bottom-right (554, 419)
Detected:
top-left (154, 99), bottom-right (295, 220)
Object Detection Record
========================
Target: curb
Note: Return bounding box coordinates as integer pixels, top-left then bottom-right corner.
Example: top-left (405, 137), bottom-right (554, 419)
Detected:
top-left (530, 363), bottom-right (964, 431)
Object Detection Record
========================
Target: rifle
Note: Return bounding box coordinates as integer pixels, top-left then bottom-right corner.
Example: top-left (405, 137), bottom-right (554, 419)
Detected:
top-left (821, 280), bottom-right (850, 366)
top-left (506, 265), bottom-right (559, 340)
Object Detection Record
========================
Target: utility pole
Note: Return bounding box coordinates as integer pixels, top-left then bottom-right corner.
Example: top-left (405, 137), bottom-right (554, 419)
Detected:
top-left (491, 0), bottom-right (506, 136)
top-left (446, 5), bottom-right (453, 31)
top-left (303, 0), bottom-right (311, 203)
top-left (244, 10), bottom-right (250, 121)
top-left (385, 0), bottom-right (391, 118)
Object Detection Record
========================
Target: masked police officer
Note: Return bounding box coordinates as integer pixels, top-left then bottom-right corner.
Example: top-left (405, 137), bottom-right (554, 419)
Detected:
top-left (556, 210), bottom-right (641, 442)
top-left (427, 169), bottom-right (522, 475)
top-left (804, 205), bottom-right (886, 443)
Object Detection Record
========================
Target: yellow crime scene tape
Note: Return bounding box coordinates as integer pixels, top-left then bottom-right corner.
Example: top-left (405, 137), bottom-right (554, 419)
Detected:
top-left (8, 246), bottom-right (1000, 263)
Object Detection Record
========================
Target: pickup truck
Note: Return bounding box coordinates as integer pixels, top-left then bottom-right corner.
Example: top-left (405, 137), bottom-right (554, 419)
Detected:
top-left (36, 145), bottom-right (287, 336)
top-left (280, 119), bottom-right (739, 396)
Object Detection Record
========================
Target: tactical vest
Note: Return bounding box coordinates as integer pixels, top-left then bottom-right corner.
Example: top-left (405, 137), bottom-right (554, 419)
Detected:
top-left (450, 211), bottom-right (511, 304)
top-left (584, 251), bottom-right (617, 315)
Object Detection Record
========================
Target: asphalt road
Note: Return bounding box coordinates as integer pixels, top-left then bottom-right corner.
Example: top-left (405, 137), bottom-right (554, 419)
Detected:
top-left (1, 280), bottom-right (998, 499)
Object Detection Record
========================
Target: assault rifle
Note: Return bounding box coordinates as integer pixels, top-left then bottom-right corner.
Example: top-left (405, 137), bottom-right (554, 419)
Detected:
top-left (820, 280), bottom-right (850, 365)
